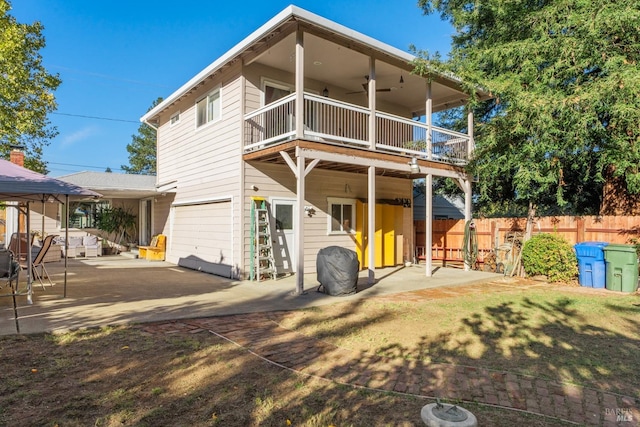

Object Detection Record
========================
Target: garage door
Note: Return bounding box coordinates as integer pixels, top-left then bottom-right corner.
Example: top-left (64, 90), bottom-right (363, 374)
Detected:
top-left (172, 201), bottom-right (233, 277)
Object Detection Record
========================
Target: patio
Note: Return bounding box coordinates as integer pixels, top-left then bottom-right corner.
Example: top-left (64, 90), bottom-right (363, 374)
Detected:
top-left (0, 255), bottom-right (502, 335)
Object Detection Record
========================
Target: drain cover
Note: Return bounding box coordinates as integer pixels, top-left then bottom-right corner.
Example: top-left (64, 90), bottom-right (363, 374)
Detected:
top-left (421, 402), bottom-right (478, 427)
top-left (432, 404), bottom-right (468, 422)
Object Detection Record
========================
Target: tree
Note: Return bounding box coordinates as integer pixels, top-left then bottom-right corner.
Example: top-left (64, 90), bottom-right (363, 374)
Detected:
top-left (0, 0), bottom-right (61, 173)
top-left (416, 1), bottom-right (640, 221)
top-left (121, 97), bottom-right (162, 175)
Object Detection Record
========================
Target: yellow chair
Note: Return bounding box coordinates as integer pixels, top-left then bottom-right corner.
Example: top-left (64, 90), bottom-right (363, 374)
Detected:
top-left (138, 234), bottom-right (166, 261)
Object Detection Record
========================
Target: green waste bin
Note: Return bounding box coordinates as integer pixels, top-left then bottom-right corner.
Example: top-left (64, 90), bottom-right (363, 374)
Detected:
top-left (603, 244), bottom-right (639, 293)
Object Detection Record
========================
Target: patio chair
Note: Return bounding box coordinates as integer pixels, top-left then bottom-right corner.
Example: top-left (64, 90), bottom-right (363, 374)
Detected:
top-left (139, 234), bottom-right (166, 261)
top-left (7, 232), bottom-right (35, 262)
top-left (82, 235), bottom-right (101, 257)
top-left (27, 234), bottom-right (57, 290)
top-left (57, 236), bottom-right (84, 258)
top-left (0, 250), bottom-right (20, 290)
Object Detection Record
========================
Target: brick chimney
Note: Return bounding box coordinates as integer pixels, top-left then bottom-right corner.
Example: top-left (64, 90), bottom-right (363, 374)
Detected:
top-left (9, 145), bottom-right (24, 167)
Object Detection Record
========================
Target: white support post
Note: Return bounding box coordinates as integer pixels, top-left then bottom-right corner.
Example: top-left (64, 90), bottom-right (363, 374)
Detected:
top-left (368, 57), bottom-right (376, 150)
top-left (464, 108), bottom-right (474, 271)
top-left (295, 151), bottom-right (306, 294)
top-left (295, 28), bottom-right (304, 139)
top-left (367, 166), bottom-right (376, 284)
top-left (464, 179), bottom-right (472, 271)
top-left (425, 173), bottom-right (433, 277)
top-left (425, 81), bottom-right (433, 276)
top-left (426, 81), bottom-right (433, 160)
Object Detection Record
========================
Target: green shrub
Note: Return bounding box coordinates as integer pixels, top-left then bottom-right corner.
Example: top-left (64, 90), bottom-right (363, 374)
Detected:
top-left (521, 233), bottom-right (578, 282)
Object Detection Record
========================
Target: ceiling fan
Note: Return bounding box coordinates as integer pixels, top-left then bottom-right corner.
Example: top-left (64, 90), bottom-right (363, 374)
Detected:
top-left (346, 75), bottom-right (398, 95)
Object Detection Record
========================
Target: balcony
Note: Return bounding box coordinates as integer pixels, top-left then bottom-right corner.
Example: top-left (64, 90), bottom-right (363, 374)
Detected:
top-left (244, 92), bottom-right (471, 165)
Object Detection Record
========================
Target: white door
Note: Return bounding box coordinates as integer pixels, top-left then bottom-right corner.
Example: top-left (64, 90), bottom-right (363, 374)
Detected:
top-left (270, 198), bottom-right (295, 274)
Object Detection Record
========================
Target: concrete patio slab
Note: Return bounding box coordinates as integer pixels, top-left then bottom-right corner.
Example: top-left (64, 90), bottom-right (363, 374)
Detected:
top-left (0, 255), bottom-right (503, 335)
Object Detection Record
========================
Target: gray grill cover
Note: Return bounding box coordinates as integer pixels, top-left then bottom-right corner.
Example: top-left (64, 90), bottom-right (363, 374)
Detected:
top-left (316, 246), bottom-right (359, 296)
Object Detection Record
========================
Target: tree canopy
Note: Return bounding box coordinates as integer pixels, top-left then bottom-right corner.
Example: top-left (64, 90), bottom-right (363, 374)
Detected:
top-left (416, 0), bottom-right (640, 216)
top-left (121, 97), bottom-right (162, 175)
top-left (0, 0), bottom-right (60, 172)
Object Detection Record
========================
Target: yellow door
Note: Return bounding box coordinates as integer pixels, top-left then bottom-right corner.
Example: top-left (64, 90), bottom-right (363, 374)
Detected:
top-left (355, 202), bottom-right (403, 269)
top-left (382, 205), bottom-right (396, 267)
top-left (355, 200), bottom-right (366, 268)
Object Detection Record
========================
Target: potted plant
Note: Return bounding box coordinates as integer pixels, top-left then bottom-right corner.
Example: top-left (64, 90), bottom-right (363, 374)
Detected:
top-left (95, 206), bottom-right (137, 254)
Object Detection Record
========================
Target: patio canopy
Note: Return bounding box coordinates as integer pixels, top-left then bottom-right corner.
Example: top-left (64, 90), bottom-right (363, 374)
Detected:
top-left (0, 158), bottom-right (102, 331)
top-left (0, 158), bottom-right (101, 202)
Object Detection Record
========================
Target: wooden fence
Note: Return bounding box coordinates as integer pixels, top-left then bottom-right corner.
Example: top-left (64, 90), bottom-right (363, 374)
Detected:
top-left (415, 216), bottom-right (640, 264)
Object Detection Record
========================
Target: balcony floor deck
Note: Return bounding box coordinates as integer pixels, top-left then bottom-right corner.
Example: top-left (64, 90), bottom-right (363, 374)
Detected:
top-left (243, 139), bottom-right (464, 179)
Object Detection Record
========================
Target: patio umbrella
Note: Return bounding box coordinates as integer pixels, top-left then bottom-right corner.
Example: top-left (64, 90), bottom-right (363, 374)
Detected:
top-left (0, 159), bottom-right (101, 321)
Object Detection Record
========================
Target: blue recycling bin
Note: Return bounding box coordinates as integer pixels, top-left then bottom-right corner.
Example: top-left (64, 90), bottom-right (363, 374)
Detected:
top-left (574, 242), bottom-right (609, 288)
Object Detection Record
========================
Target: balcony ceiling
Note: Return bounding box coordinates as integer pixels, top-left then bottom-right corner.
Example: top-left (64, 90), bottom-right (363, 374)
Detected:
top-left (249, 31), bottom-right (470, 114)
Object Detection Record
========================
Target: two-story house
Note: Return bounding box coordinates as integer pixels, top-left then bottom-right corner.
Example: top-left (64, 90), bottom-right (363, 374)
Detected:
top-left (141, 5), bottom-right (488, 293)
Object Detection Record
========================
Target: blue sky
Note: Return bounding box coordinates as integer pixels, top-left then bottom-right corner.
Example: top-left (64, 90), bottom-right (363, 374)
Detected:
top-left (11, 1), bottom-right (453, 176)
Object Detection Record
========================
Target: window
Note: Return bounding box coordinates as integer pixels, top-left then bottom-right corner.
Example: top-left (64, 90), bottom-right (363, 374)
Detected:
top-left (327, 198), bottom-right (356, 234)
top-left (275, 204), bottom-right (293, 231)
top-left (196, 88), bottom-right (221, 127)
top-left (59, 200), bottom-right (111, 229)
top-left (170, 112), bottom-right (180, 126)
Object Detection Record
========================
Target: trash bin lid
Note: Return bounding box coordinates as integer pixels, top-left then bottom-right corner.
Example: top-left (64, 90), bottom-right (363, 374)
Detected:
top-left (575, 242), bottom-right (609, 259)
top-left (575, 241), bottom-right (609, 247)
top-left (603, 244), bottom-right (637, 253)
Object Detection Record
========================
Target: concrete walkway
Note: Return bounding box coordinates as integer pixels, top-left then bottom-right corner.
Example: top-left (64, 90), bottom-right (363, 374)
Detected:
top-left (1, 255), bottom-right (500, 335)
top-left (140, 281), bottom-right (639, 427)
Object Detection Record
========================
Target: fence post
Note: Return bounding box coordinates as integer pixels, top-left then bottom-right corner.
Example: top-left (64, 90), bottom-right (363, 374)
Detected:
top-left (576, 217), bottom-right (585, 242)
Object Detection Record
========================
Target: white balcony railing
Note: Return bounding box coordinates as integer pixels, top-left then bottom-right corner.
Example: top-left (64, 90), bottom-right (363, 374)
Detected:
top-left (244, 92), bottom-right (470, 165)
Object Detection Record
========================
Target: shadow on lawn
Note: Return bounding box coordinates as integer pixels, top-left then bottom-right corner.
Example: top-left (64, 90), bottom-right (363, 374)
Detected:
top-left (0, 306), bottom-right (442, 427)
top-left (2, 293), bottom-right (639, 426)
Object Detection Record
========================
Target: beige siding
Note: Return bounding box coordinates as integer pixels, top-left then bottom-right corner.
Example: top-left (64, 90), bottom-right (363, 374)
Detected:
top-left (154, 193), bottom-right (174, 237)
top-left (242, 162), bottom-right (412, 277)
top-left (154, 62), bottom-right (244, 274)
top-left (156, 63), bottom-right (242, 197)
top-left (29, 202), bottom-right (59, 235)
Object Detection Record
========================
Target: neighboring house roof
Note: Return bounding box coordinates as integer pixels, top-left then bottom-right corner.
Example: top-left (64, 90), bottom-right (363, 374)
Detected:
top-left (413, 191), bottom-right (465, 220)
top-left (141, 5), bottom-right (488, 124)
top-left (56, 171), bottom-right (157, 199)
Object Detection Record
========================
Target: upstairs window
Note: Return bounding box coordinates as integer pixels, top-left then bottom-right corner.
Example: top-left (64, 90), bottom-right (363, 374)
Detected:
top-left (196, 88), bottom-right (221, 127)
top-left (170, 112), bottom-right (180, 126)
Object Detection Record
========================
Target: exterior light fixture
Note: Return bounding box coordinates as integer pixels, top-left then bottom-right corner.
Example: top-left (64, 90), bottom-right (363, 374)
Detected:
top-left (323, 87), bottom-right (329, 97)
top-left (409, 157), bottom-right (420, 174)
